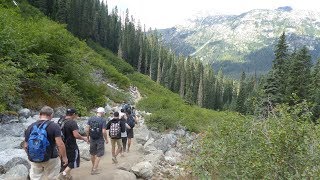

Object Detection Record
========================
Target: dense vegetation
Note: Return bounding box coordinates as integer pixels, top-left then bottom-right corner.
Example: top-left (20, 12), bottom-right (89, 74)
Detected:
top-left (0, 3), bottom-right (129, 114)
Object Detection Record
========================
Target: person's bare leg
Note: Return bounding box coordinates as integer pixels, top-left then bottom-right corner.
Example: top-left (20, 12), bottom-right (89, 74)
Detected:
top-left (90, 155), bottom-right (95, 170)
top-left (111, 143), bottom-right (116, 157)
top-left (127, 138), bottom-right (132, 152)
top-left (115, 144), bottom-right (122, 157)
top-left (93, 156), bottom-right (101, 170)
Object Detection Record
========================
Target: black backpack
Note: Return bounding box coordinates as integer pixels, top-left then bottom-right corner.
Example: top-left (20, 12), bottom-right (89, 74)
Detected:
top-left (123, 104), bottom-right (131, 113)
top-left (89, 117), bottom-right (103, 140)
top-left (57, 116), bottom-right (69, 143)
top-left (127, 115), bottom-right (135, 128)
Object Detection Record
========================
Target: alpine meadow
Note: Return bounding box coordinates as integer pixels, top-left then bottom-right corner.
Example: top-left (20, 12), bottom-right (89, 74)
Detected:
top-left (2, 0), bottom-right (320, 179)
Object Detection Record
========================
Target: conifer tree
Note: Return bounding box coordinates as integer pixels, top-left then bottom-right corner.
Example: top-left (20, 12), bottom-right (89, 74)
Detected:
top-left (179, 58), bottom-right (186, 98)
top-left (197, 69), bottom-right (204, 107)
top-left (236, 72), bottom-right (247, 114)
top-left (287, 46), bottom-right (312, 102)
top-left (214, 69), bottom-right (223, 110)
top-left (272, 32), bottom-right (289, 103)
top-left (311, 59), bottom-right (320, 120)
top-left (156, 45), bottom-right (162, 84)
top-left (203, 65), bottom-right (216, 109)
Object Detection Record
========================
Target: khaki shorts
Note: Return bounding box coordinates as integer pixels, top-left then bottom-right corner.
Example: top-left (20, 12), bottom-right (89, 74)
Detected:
top-left (29, 157), bottom-right (60, 180)
top-left (110, 138), bottom-right (122, 149)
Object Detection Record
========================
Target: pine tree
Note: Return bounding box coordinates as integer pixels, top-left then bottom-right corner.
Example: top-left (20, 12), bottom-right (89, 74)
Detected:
top-left (214, 69), bottom-right (223, 110)
top-left (287, 46), bottom-right (312, 102)
top-left (272, 32), bottom-right (289, 103)
top-left (236, 72), bottom-right (247, 114)
top-left (179, 58), bottom-right (186, 98)
top-left (197, 70), bottom-right (204, 107)
top-left (311, 59), bottom-right (320, 121)
top-left (156, 45), bottom-right (162, 83)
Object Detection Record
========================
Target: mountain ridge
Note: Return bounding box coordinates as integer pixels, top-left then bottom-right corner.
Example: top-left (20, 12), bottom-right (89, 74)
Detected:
top-left (160, 7), bottom-right (320, 76)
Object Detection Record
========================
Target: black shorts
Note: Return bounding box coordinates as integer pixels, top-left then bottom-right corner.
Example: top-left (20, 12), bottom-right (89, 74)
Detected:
top-left (90, 138), bottom-right (105, 157)
top-left (66, 148), bottom-right (80, 169)
top-left (127, 129), bottom-right (134, 138)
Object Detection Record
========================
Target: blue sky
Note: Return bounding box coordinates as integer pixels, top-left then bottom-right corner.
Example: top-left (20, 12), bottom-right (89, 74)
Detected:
top-left (106, 0), bottom-right (320, 29)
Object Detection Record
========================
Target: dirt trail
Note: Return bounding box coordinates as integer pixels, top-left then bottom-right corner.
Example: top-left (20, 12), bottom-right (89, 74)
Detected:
top-left (71, 138), bottom-right (143, 180)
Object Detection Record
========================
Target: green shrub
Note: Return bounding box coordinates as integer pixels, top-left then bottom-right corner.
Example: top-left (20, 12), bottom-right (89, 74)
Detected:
top-left (189, 105), bottom-right (320, 179)
top-left (0, 6), bottom-right (131, 113)
top-left (87, 40), bottom-right (134, 74)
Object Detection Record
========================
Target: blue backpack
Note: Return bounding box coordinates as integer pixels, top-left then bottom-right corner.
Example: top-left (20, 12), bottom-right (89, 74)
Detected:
top-left (27, 121), bottom-right (51, 162)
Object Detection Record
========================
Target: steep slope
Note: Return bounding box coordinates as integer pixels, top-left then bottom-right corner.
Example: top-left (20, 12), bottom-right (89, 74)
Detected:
top-left (160, 7), bottom-right (320, 76)
top-left (0, 4), bottom-right (130, 114)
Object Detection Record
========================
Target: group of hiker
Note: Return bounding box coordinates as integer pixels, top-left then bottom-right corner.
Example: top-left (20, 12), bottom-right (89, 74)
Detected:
top-left (23, 104), bottom-right (137, 180)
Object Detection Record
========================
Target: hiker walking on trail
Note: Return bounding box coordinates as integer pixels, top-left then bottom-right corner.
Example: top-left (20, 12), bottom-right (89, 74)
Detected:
top-left (24, 106), bottom-right (68, 180)
top-left (85, 107), bottom-right (109, 175)
top-left (58, 108), bottom-right (88, 180)
top-left (120, 114), bottom-right (132, 156)
top-left (126, 110), bottom-right (136, 152)
top-left (106, 111), bottom-right (126, 164)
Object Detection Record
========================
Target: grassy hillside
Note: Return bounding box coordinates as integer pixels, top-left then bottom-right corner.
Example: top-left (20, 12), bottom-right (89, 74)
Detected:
top-left (129, 73), bottom-right (242, 132)
top-left (0, 4), bottom-right (129, 114)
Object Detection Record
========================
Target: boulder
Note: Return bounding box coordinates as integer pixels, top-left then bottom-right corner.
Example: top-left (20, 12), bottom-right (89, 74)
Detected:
top-left (154, 134), bottom-right (177, 153)
top-left (109, 169), bottom-right (136, 180)
top-left (131, 161), bottom-right (153, 179)
top-left (0, 123), bottom-right (25, 137)
top-left (77, 140), bottom-right (90, 161)
top-left (0, 164), bottom-right (28, 180)
top-left (0, 149), bottom-right (28, 166)
top-left (0, 114), bottom-right (18, 124)
top-left (144, 150), bottom-right (164, 166)
top-left (0, 165), bottom-right (5, 174)
top-left (117, 162), bottom-right (132, 172)
top-left (144, 145), bottom-right (157, 154)
top-left (149, 130), bottom-right (161, 139)
top-left (18, 108), bottom-right (31, 119)
top-left (4, 157), bottom-right (30, 172)
top-left (174, 129), bottom-right (186, 138)
top-left (0, 137), bottom-right (24, 151)
top-left (134, 125), bottom-right (150, 145)
top-left (143, 138), bottom-right (154, 149)
top-left (53, 107), bottom-right (66, 118)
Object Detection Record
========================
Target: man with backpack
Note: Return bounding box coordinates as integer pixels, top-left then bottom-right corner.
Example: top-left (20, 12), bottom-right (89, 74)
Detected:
top-left (106, 111), bottom-right (126, 164)
top-left (58, 108), bottom-right (88, 180)
top-left (85, 107), bottom-right (108, 175)
top-left (126, 110), bottom-right (135, 152)
top-left (24, 106), bottom-right (68, 180)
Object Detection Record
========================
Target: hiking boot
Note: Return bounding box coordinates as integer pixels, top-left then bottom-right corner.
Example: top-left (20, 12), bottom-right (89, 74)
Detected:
top-left (112, 157), bottom-right (118, 164)
top-left (58, 173), bottom-right (67, 180)
top-left (91, 169), bottom-right (100, 175)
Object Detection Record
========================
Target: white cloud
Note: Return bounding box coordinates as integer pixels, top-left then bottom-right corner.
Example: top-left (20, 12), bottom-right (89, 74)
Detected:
top-left (106, 0), bottom-right (320, 29)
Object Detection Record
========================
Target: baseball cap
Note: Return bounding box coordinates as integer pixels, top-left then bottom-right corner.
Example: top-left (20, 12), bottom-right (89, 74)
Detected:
top-left (97, 107), bottom-right (105, 113)
top-left (66, 108), bottom-right (77, 115)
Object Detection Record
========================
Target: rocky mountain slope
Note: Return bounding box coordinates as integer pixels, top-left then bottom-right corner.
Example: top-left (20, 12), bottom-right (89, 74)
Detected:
top-left (160, 7), bottom-right (320, 76)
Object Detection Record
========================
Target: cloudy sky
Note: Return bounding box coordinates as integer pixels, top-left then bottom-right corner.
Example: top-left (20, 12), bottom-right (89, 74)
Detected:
top-left (107, 0), bottom-right (320, 29)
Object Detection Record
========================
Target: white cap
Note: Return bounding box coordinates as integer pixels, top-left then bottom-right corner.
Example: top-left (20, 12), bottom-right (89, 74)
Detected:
top-left (97, 107), bottom-right (105, 113)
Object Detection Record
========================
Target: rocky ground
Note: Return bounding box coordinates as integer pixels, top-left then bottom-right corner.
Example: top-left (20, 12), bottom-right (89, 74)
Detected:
top-left (0, 106), bottom-right (199, 179)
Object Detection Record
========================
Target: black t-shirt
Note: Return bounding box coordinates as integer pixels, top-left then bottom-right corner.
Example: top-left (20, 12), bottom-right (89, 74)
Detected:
top-left (106, 118), bottom-right (126, 139)
top-left (62, 119), bottom-right (79, 149)
top-left (24, 120), bottom-right (61, 158)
